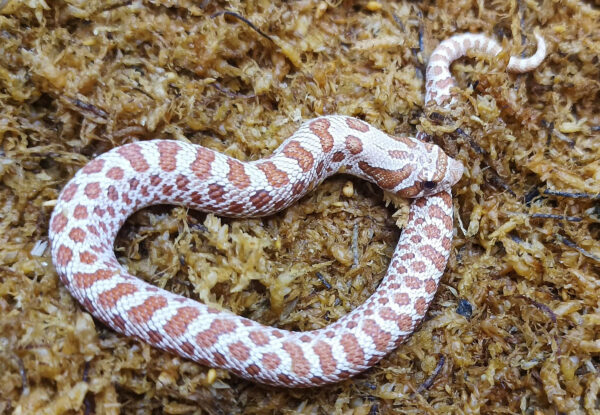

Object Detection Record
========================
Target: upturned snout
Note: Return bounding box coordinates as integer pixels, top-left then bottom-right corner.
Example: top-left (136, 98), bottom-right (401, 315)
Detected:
top-left (447, 157), bottom-right (464, 187)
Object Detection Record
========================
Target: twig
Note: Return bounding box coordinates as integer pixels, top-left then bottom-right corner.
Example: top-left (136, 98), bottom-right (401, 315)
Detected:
top-left (362, 381), bottom-right (377, 390)
top-left (83, 361), bottom-right (90, 382)
top-left (83, 362), bottom-right (95, 415)
top-left (556, 234), bottom-right (600, 263)
top-left (210, 11), bottom-right (274, 43)
top-left (211, 82), bottom-right (256, 99)
top-left (71, 98), bottom-right (109, 119)
top-left (352, 223), bottom-right (359, 268)
top-left (530, 213), bottom-right (582, 222)
top-left (484, 168), bottom-right (516, 197)
top-left (96, 0), bottom-right (132, 14)
top-left (544, 189), bottom-right (600, 200)
top-left (428, 112), bottom-right (446, 123)
top-left (112, 125), bottom-right (147, 139)
top-left (524, 187), bottom-right (540, 205)
top-left (541, 120), bottom-right (575, 147)
top-left (392, 14), bottom-right (405, 32)
top-left (506, 211), bottom-right (582, 222)
top-left (510, 233), bottom-right (524, 244)
top-left (515, 295), bottom-right (557, 323)
top-left (15, 355), bottom-right (29, 396)
top-left (541, 119), bottom-right (554, 147)
top-left (416, 355), bottom-right (445, 393)
top-left (190, 223), bottom-right (208, 233)
top-left (455, 128), bottom-right (487, 155)
top-left (417, 14), bottom-right (424, 54)
top-left (315, 272), bottom-right (332, 290)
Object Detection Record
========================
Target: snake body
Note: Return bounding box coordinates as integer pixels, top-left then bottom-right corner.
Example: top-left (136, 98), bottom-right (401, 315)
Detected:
top-left (49, 31), bottom-right (546, 387)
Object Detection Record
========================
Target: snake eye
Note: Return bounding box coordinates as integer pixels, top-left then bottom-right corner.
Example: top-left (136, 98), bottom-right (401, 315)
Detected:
top-left (422, 180), bottom-right (437, 190)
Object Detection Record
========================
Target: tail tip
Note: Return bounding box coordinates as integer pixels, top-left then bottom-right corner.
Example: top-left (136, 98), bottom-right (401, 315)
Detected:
top-left (507, 29), bottom-right (547, 73)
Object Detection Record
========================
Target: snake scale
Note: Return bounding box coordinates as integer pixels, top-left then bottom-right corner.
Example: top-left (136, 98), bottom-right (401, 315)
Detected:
top-left (49, 30), bottom-right (546, 387)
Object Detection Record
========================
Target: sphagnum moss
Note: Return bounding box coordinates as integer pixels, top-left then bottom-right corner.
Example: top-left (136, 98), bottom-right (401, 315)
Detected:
top-left (1, 1), bottom-right (599, 414)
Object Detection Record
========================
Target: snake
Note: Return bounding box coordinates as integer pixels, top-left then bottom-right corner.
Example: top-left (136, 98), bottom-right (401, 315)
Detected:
top-left (49, 30), bottom-right (546, 387)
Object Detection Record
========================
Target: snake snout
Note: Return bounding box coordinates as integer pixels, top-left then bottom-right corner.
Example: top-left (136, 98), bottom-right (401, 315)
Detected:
top-left (447, 157), bottom-right (464, 186)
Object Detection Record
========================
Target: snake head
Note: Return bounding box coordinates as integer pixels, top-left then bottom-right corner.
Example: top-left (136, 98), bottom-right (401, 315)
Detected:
top-left (416, 144), bottom-right (463, 196)
top-left (353, 132), bottom-right (463, 198)
top-left (393, 143), bottom-right (463, 198)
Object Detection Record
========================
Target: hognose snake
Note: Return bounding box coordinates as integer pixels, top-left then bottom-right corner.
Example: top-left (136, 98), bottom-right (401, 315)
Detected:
top-left (49, 30), bottom-right (546, 387)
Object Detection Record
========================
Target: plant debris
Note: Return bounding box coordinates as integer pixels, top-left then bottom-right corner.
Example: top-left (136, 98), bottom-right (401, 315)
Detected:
top-left (1, 1), bottom-right (599, 414)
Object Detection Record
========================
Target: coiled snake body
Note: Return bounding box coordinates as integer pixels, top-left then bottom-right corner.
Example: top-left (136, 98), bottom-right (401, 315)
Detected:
top-left (50, 32), bottom-right (546, 387)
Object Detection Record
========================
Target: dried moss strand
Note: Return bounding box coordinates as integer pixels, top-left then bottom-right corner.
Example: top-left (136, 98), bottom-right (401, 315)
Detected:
top-left (210, 11), bottom-right (274, 43)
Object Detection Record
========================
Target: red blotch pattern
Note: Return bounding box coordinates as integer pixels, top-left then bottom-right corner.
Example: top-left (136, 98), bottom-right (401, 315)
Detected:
top-left (227, 159), bottom-right (251, 189)
top-left (309, 119), bottom-right (334, 153)
top-left (164, 306), bottom-right (200, 338)
top-left (345, 135), bottom-right (363, 155)
top-left (331, 151), bottom-right (345, 163)
top-left (79, 251), bottom-right (97, 264)
top-left (313, 341), bottom-right (337, 375)
top-left (257, 162), bottom-right (290, 188)
top-left (118, 143), bottom-right (149, 172)
top-left (283, 141), bottom-right (314, 172)
top-left (51, 213), bottom-right (68, 234)
top-left (262, 352), bottom-right (281, 371)
top-left (73, 205), bottom-right (88, 219)
top-left (106, 167), bottom-right (124, 180)
top-left (55, 245), bottom-right (73, 267)
top-left (190, 147), bottom-right (215, 180)
top-left (341, 333), bottom-right (364, 366)
top-left (196, 319), bottom-right (237, 349)
top-left (61, 183), bottom-right (78, 202)
top-left (128, 295), bottom-right (168, 324)
top-left (229, 341), bottom-right (251, 362)
top-left (69, 227), bottom-right (87, 243)
top-left (97, 283), bottom-right (138, 308)
top-left (73, 269), bottom-right (114, 289)
top-left (282, 342), bottom-right (311, 377)
top-left (82, 158), bottom-right (105, 174)
top-left (362, 319), bottom-right (391, 352)
top-left (157, 141), bottom-right (180, 172)
top-left (345, 117), bottom-right (369, 132)
top-left (249, 331), bottom-right (270, 346)
top-left (84, 182), bottom-right (101, 199)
